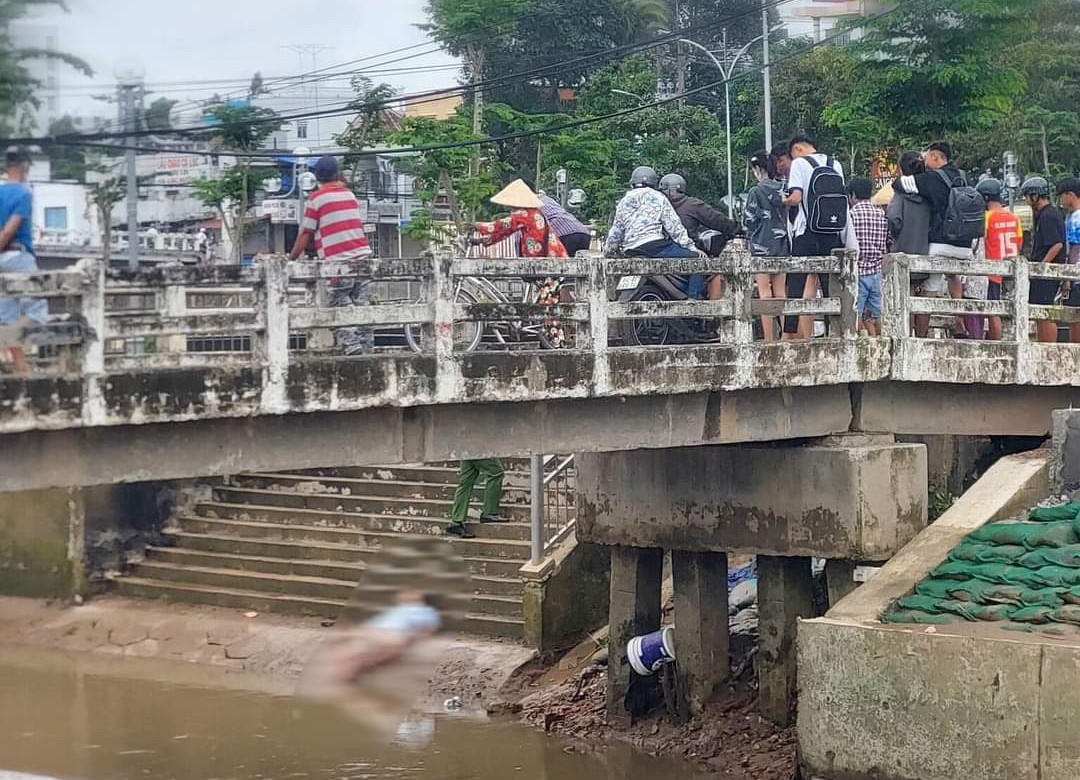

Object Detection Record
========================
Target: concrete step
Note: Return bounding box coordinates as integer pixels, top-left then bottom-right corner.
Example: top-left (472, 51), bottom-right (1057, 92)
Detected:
top-left (304, 463), bottom-right (533, 486)
top-left (113, 576), bottom-right (344, 619)
top-left (144, 546), bottom-right (367, 581)
top-left (232, 473), bottom-right (538, 503)
top-left (361, 563), bottom-right (524, 599)
top-left (113, 577), bottom-right (525, 638)
top-left (166, 530), bottom-right (525, 578)
top-left (212, 486), bottom-right (532, 522)
top-left (175, 516), bottom-right (532, 560)
top-left (163, 531), bottom-right (375, 563)
top-left (346, 583), bottom-right (521, 619)
top-left (129, 560), bottom-right (359, 601)
top-left (195, 501), bottom-right (533, 541)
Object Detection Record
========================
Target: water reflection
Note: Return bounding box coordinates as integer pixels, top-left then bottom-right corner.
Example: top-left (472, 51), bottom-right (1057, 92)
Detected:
top-left (0, 651), bottom-right (707, 780)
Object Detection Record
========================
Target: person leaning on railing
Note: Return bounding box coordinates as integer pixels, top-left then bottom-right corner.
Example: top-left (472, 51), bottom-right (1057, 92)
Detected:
top-left (472, 179), bottom-right (568, 348)
top-left (0, 148), bottom-right (48, 373)
top-left (1022, 176), bottom-right (1067, 344)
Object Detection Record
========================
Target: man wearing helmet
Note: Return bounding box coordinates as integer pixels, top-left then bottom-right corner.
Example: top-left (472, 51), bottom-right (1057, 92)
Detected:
top-left (1023, 176), bottom-right (1067, 343)
top-left (976, 178), bottom-right (1022, 341)
top-left (659, 173), bottom-right (739, 299)
top-left (605, 166), bottom-right (703, 263)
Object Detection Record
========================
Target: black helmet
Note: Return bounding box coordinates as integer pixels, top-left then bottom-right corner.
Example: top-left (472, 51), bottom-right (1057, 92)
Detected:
top-left (976, 177), bottom-right (1003, 202)
top-left (1021, 176), bottom-right (1050, 198)
top-left (629, 166), bottom-right (659, 189)
top-left (659, 173), bottom-right (686, 195)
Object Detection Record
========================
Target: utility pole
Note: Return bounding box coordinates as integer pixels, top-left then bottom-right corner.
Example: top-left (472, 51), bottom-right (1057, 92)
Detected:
top-left (674, 0), bottom-right (686, 102)
top-left (115, 70), bottom-right (144, 271)
top-left (762, 0), bottom-right (773, 152)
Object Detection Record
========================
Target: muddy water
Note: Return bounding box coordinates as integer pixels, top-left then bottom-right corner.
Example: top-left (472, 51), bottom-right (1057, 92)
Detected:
top-left (0, 651), bottom-right (707, 780)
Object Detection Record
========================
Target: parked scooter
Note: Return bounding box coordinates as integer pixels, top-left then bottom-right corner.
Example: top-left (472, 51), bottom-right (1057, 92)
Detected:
top-left (614, 231), bottom-right (741, 347)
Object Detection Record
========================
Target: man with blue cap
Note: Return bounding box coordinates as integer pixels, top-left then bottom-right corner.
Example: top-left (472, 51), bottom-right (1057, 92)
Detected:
top-left (290, 155), bottom-right (374, 355)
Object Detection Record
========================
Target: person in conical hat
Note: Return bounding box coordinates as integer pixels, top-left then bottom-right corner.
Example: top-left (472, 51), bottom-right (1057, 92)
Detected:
top-left (474, 178), bottom-right (568, 259)
top-left (473, 178), bottom-right (569, 347)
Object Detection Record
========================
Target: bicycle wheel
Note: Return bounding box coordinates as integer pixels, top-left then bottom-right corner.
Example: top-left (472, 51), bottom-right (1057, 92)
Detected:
top-left (404, 281), bottom-right (485, 354)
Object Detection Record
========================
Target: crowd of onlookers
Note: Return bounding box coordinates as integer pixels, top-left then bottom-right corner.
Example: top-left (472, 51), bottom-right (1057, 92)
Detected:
top-left (743, 136), bottom-right (1080, 343)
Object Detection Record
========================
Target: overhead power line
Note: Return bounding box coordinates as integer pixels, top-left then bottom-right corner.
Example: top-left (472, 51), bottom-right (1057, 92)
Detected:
top-left (47, 0), bottom-right (919, 164)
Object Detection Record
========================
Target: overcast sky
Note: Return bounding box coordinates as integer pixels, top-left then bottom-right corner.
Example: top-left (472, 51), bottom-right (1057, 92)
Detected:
top-left (36, 0), bottom-right (459, 116)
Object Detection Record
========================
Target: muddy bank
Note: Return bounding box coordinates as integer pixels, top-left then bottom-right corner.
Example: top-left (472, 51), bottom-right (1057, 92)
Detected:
top-left (509, 654), bottom-right (795, 779)
top-left (0, 596), bottom-right (534, 707)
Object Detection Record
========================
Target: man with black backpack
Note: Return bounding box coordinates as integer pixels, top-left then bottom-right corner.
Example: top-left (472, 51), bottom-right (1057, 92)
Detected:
top-left (895, 141), bottom-right (985, 338)
top-left (782, 135), bottom-right (850, 339)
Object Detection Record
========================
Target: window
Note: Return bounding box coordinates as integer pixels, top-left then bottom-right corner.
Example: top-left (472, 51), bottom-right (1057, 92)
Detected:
top-left (296, 121), bottom-right (308, 140)
top-left (44, 207), bottom-right (68, 230)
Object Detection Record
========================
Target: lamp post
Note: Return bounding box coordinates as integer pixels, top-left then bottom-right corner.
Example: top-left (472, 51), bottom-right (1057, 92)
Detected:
top-left (114, 61), bottom-right (145, 271)
top-left (610, 88), bottom-right (649, 106)
top-left (679, 34), bottom-right (768, 220)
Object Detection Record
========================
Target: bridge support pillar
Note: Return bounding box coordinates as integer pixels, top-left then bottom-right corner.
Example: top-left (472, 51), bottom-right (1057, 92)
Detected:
top-left (825, 559), bottom-right (859, 607)
top-left (606, 544), bottom-right (663, 726)
top-left (671, 549), bottom-right (729, 716)
top-left (757, 554), bottom-right (815, 727)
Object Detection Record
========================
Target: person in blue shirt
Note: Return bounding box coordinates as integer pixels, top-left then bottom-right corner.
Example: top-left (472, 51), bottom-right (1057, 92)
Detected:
top-left (0, 149), bottom-right (47, 372)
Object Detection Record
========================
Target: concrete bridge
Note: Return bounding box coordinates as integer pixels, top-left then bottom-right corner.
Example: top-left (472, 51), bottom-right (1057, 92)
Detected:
top-left (1, 250), bottom-right (1078, 493)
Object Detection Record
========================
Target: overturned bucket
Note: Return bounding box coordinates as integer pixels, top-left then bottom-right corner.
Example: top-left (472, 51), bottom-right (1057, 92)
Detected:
top-left (626, 626), bottom-right (676, 676)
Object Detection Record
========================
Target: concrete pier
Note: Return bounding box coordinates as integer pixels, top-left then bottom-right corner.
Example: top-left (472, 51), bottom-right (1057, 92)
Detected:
top-left (757, 555), bottom-right (815, 726)
top-left (606, 545), bottom-right (663, 725)
top-left (671, 550), bottom-right (729, 715)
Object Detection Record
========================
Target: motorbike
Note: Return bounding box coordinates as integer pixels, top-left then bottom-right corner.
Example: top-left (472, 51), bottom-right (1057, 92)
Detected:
top-left (614, 229), bottom-right (741, 347)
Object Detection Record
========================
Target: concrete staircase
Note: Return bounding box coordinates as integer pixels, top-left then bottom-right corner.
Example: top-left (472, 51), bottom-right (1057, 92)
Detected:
top-left (114, 463), bottom-right (540, 639)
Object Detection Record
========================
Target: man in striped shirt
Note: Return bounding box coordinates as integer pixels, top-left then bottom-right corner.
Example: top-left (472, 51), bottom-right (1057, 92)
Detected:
top-left (290, 156), bottom-right (374, 355)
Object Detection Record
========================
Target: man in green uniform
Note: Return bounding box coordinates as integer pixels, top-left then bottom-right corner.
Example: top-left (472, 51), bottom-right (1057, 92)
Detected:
top-left (446, 460), bottom-right (509, 538)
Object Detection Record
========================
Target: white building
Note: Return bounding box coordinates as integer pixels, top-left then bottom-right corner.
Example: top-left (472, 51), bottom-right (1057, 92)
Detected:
top-left (781, 0), bottom-right (884, 42)
top-left (253, 84), bottom-right (356, 154)
top-left (25, 160), bottom-right (98, 248)
top-left (8, 19), bottom-right (63, 133)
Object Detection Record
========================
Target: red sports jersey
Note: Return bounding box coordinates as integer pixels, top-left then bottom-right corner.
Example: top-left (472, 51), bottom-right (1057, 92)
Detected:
top-left (983, 208), bottom-right (1023, 284)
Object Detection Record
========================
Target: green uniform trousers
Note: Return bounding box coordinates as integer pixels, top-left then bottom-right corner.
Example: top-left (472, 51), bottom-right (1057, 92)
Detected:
top-left (449, 459), bottom-right (505, 525)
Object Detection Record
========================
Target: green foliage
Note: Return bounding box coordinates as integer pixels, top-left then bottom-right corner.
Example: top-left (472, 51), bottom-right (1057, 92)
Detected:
top-left (200, 103), bottom-right (282, 152)
top-left (0, 0), bottom-right (92, 136)
top-left (46, 115), bottom-right (85, 181)
top-left (423, 0), bottom-right (527, 78)
top-left (144, 97), bottom-right (177, 133)
top-left (336, 76), bottom-right (398, 156)
top-left (387, 113), bottom-right (504, 238)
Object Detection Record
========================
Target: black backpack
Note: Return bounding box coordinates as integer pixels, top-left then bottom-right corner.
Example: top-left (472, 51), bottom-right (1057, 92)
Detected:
top-left (802, 155), bottom-right (848, 234)
top-left (935, 169), bottom-right (986, 243)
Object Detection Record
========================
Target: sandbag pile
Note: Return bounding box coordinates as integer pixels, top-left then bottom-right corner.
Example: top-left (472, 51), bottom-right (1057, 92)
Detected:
top-left (885, 502), bottom-right (1080, 634)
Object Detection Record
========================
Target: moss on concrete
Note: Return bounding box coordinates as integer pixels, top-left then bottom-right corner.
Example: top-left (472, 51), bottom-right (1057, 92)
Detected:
top-left (0, 488), bottom-right (77, 598)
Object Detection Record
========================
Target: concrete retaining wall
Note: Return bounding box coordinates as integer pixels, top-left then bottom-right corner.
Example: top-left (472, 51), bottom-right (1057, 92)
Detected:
top-left (521, 533), bottom-right (610, 652)
top-left (0, 488), bottom-right (82, 598)
top-left (798, 450), bottom-right (1055, 780)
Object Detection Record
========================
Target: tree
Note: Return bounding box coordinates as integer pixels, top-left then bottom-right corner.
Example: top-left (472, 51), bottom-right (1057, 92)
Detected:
top-left (835, 0), bottom-right (1037, 145)
top-left (143, 97), bottom-right (177, 133)
top-left (192, 104), bottom-right (282, 261)
top-left (0, 0), bottom-right (91, 136)
top-left (335, 76), bottom-right (398, 180)
top-left (83, 156), bottom-right (126, 262)
top-left (386, 113), bottom-right (504, 238)
top-left (46, 115), bottom-right (85, 181)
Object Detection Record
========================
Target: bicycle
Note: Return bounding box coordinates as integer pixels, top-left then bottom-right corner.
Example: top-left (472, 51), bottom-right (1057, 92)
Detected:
top-left (404, 238), bottom-right (571, 354)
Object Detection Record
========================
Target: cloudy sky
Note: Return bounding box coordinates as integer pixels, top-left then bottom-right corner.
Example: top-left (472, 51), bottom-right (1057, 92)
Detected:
top-left (33, 0), bottom-right (459, 117)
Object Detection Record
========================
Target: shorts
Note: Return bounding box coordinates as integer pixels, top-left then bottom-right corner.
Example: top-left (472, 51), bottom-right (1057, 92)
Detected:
top-left (784, 232), bottom-right (841, 334)
top-left (988, 281), bottom-right (1002, 301)
top-left (857, 274), bottom-right (882, 320)
top-left (0, 250), bottom-right (48, 325)
top-left (1030, 278), bottom-right (1061, 306)
top-left (913, 273), bottom-right (947, 296)
top-left (560, 232), bottom-right (591, 257)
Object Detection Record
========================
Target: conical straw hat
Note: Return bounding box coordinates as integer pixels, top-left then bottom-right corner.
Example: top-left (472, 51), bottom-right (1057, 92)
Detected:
top-left (490, 179), bottom-right (542, 209)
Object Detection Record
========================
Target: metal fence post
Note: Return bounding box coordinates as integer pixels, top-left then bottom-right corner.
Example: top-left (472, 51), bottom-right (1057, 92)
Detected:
top-left (255, 255), bottom-right (290, 413)
top-left (530, 453), bottom-right (545, 565)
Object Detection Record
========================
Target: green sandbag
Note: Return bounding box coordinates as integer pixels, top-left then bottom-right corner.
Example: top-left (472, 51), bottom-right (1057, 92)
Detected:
top-left (1002, 622), bottom-right (1037, 633)
top-left (1019, 545), bottom-right (1080, 569)
top-left (939, 563), bottom-right (1046, 588)
top-left (1051, 605), bottom-right (1080, 625)
top-left (949, 542), bottom-right (1028, 565)
top-left (968, 521), bottom-right (1077, 549)
top-left (1028, 503), bottom-right (1080, 523)
top-left (916, 578), bottom-right (965, 600)
top-left (967, 604), bottom-right (1018, 621)
top-left (936, 600), bottom-right (981, 620)
top-left (896, 594), bottom-right (944, 613)
top-left (1034, 566), bottom-right (1080, 588)
top-left (1019, 588), bottom-right (1066, 607)
top-left (948, 580), bottom-right (1024, 605)
top-left (1063, 586), bottom-right (1080, 605)
top-left (884, 609), bottom-right (957, 625)
top-left (1010, 606), bottom-right (1054, 624)
top-left (1041, 624), bottom-right (1080, 637)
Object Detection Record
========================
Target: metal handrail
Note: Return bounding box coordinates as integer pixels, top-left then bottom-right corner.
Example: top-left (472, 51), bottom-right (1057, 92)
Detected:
top-left (530, 453), bottom-right (577, 565)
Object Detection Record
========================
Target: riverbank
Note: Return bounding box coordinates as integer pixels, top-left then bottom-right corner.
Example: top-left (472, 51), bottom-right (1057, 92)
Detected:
top-left (0, 596), bottom-right (793, 778)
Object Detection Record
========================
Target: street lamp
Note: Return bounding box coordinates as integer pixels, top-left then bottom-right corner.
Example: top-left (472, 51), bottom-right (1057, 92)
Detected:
top-left (263, 146), bottom-right (315, 250)
top-left (610, 88), bottom-right (649, 106)
top-left (680, 30), bottom-right (780, 220)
